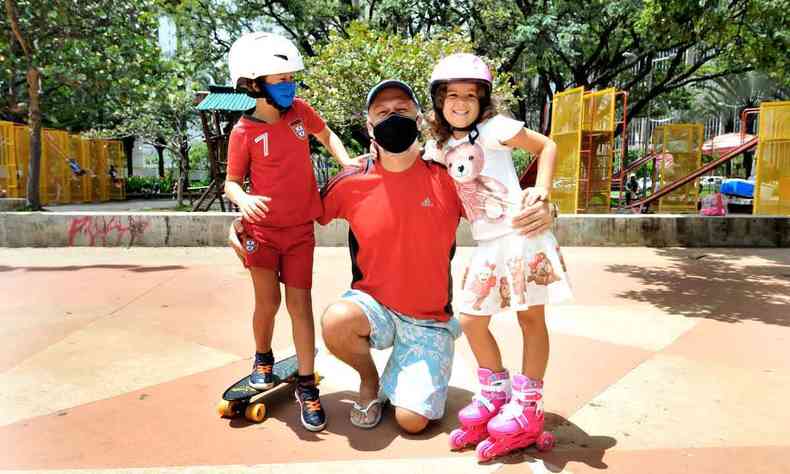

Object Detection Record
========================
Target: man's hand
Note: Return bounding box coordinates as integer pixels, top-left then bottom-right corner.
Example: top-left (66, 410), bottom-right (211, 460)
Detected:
top-left (237, 194), bottom-right (271, 223)
top-left (512, 189), bottom-right (555, 237)
top-left (228, 218), bottom-right (246, 264)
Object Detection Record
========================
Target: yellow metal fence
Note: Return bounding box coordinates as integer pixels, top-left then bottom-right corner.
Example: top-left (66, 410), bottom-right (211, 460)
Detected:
top-left (654, 124), bottom-right (704, 214)
top-left (0, 121), bottom-right (125, 204)
top-left (754, 101), bottom-right (790, 215)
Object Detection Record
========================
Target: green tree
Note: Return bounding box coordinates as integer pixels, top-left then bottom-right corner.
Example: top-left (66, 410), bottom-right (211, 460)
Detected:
top-left (92, 61), bottom-right (201, 206)
top-left (301, 22), bottom-right (515, 154)
top-left (465, 0), bottom-right (789, 129)
top-left (2, 0), bottom-right (161, 208)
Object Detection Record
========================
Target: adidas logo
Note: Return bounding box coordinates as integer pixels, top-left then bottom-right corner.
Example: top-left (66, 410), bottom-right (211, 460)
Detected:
top-left (421, 197), bottom-right (433, 207)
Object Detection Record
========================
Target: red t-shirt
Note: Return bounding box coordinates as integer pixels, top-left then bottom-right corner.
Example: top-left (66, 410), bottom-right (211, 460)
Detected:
top-left (227, 98), bottom-right (326, 227)
top-left (319, 158), bottom-right (463, 321)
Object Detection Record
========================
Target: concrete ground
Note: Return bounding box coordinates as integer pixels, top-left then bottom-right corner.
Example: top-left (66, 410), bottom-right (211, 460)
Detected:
top-left (1, 247), bottom-right (789, 474)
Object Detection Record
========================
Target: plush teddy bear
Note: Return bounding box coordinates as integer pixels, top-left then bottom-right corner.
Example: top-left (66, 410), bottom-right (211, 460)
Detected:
top-left (444, 142), bottom-right (508, 223)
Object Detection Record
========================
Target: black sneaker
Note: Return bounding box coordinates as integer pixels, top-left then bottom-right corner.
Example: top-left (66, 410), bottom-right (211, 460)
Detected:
top-left (295, 379), bottom-right (327, 432)
top-left (249, 352), bottom-right (274, 390)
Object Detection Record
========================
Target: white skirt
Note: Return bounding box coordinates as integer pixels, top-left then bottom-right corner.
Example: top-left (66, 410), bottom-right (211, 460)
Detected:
top-left (458, 231), bottom-right (573, 316)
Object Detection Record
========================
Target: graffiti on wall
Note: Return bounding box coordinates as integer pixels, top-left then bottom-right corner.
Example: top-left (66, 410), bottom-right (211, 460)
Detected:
top-left (67, 216), bottom-right (151, 247)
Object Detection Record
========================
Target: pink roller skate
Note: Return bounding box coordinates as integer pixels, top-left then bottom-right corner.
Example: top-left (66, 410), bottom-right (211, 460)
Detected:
top-left (449, 368), bottom-right (510, 450)
top-left (476, 375), bottom-right (555, 461)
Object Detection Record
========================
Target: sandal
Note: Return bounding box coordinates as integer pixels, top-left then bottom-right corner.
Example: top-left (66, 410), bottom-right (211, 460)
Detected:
top-left (350, 398), bottom-right (386, 429)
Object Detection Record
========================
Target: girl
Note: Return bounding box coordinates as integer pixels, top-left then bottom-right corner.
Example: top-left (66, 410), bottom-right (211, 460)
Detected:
top-left (426, 53), bottom-right (573, 460)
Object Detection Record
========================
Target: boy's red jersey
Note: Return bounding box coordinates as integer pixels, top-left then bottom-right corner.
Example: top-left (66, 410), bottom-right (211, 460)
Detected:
top-left (227, 98), bottom-right (326, 227)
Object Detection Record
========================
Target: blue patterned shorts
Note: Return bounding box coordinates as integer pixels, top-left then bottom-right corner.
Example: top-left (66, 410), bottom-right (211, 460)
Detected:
top-left (340, 289), bottom-right (462, 420)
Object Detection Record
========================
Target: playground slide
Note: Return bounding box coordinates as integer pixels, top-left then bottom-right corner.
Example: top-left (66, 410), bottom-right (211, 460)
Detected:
top-left (627, 136), bottom-right (759, 211)
top-left (520, 152), bottom-right (658, 191)
top-left (612, 153), bottom-right (658, 188)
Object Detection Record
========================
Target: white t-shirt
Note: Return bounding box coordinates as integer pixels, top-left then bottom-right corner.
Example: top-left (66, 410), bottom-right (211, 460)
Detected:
top-left (435, 114), bottom-right (525, 241)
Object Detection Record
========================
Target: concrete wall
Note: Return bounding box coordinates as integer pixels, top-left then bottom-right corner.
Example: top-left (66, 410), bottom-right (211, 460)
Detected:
top-left (0, 199), bottom-right (25, 212)
top-left (0, 212), bottom-right (788, 247)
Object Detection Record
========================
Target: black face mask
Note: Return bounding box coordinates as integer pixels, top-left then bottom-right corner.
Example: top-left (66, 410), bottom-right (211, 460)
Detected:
top-left (372, 114), bottom-right (419, 154)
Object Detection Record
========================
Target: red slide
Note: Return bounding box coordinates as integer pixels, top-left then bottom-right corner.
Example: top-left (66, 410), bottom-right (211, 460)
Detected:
top-left (626, 136), bottom-right (758, 212)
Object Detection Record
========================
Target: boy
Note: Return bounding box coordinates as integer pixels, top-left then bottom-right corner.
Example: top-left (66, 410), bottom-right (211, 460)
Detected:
top-left (225, 32), bottom-right (355, 432)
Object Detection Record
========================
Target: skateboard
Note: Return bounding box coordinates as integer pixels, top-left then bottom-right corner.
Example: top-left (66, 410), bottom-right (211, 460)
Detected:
top-left (216, 349), bottom-right (320, 423)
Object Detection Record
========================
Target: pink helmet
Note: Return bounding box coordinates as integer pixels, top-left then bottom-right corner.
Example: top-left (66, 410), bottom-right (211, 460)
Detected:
top-left (429, 53), bottom-right (493, 105)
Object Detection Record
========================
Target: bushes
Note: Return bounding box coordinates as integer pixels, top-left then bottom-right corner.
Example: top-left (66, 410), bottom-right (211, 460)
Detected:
top-left (125, 175), bottom-right (174, 197)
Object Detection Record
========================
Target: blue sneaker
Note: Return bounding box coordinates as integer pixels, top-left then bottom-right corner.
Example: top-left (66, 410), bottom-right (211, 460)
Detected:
top-left (295, 378), bottom-right (326, 432)
top-left (249, 352), bottom-right (274, 390)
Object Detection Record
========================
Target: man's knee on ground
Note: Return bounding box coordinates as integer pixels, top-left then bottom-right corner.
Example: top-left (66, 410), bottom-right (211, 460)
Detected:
top-left (321, 301), bottom-right (364, 351)
top-left (394, 407), bottom-right (429, 434)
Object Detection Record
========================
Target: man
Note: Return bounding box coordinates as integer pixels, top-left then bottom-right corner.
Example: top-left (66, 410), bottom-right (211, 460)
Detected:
top-left (230, 80), bottom-right (557, 434)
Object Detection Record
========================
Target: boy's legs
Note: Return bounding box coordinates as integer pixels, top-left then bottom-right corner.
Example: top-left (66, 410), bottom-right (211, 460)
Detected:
top-left (280, 224), bottom-right (326, 431)
top-left (248, 266), bottom-right (280, 390)
top-left (284, 286), bottom-right (315, 376)
top-left (249, 267), bottom-right (281, 354)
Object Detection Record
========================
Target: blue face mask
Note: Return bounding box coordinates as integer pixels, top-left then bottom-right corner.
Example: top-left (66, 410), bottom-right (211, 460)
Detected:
top-left (264, 81), bottom-right (296, 109)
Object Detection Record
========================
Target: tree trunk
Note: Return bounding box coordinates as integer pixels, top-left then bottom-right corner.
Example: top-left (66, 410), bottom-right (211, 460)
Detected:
top-left (176, 142), bottom-right (189, 207)
top-left (25, 67), bottom-right (42, 210)
top-left (6, 0), bottom-right (42, 209)
top-left (155, 136), bottom-right (166, 178)
top-left (121, 135), bottom-right (135, 177)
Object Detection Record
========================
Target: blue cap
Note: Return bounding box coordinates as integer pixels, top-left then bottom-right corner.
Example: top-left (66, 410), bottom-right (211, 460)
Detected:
top-left (365, 79), bottom-right (420, 111)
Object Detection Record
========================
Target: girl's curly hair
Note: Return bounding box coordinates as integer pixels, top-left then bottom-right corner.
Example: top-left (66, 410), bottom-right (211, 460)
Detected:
top-left (425, 81), bottom-right (498, 148)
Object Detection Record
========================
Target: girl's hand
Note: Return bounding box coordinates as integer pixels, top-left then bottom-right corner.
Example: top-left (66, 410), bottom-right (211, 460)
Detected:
top-left (238, 194), bottom-right (271, 223)
top-left (524, 186), bottom-right (549, 206)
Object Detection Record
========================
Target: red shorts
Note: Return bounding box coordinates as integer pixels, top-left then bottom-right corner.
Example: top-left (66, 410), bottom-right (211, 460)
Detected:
top-left (241, 222), bottom-right (315, 289)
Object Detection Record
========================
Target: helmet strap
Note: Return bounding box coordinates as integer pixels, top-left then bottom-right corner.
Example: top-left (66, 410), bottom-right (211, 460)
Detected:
top-left (451, 123), bottom-right (480, 144)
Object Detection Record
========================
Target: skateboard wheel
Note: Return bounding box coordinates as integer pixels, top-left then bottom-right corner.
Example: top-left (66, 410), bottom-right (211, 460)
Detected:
top-left (314, 371), bottom-right (322, 386)
top-left (245, 402), bottom-right (266, 422)
top-left (217, 400), bottom-right (236, 418)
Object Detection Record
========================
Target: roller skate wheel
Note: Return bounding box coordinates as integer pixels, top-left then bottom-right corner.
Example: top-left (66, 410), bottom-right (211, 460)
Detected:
top-left (449, 428), bottom-right (467, 450)
top-left (536, 431), bottom-right (555, 452)
top-left (245, 402), bottom-right (266, 422)
top-left (475, 438), bottom-right (495, 462)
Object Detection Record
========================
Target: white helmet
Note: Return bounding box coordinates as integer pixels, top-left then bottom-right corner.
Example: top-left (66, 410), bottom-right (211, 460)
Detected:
top-left (228, 32), bottom-right (304, 89)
